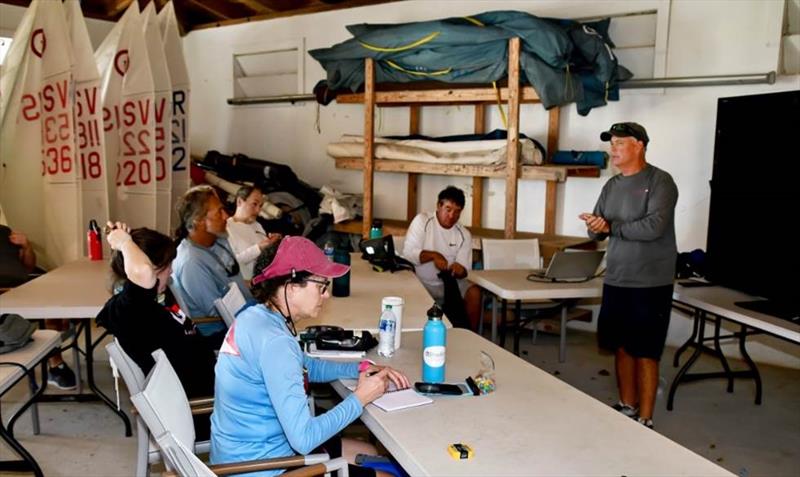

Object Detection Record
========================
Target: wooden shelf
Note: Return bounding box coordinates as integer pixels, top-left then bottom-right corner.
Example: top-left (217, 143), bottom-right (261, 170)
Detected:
top-left (333, 218), bottom-right (596, 262)
top-left (333, 38), bottom-right (600, 239)
top-left (336, 85), bottom-right (542, 106)
top-left (333, 157), bottom-right (599, 181)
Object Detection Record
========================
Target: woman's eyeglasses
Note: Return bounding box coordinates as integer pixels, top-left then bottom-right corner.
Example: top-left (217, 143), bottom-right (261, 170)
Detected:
top-left (304, 277), bottom-right (331, 295)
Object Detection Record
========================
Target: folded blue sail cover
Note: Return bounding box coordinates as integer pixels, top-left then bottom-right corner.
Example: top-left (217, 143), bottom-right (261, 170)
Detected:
top-left (309, 11), bottom-right (633, 115)
top-left (551, 150), bottom-right (608, 168)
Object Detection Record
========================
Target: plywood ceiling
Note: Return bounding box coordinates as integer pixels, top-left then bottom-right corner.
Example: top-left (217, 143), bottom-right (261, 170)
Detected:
top-left (1, 0), bottom-right (401, 33)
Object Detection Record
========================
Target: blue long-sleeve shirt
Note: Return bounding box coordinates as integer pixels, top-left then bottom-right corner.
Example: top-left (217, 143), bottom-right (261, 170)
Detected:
top-left (171, 237), bottom-right (252, 335)
top-left (210, 304), bottom-right (362, 475)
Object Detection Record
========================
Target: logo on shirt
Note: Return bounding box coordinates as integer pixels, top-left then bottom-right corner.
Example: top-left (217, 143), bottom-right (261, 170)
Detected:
top-left (219, 323), bottom-right (240, 356)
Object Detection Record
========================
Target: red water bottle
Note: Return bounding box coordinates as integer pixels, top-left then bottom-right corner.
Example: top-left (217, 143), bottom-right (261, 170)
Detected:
top-left (87, 220), bottom-right (102, 260)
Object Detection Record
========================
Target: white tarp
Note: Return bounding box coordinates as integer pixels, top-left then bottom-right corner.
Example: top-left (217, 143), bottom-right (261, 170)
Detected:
top-left (142, 2), bottom-right (172, 235)
top-left (0, 0), bottom-right (81, 268)
top-left (327, 135), bottom-right (544, 166)
top-left (159, 1), bottom-right (190, 232)
top-left (64, 0), bottom-right (109, 254)
top-left (96, 2), bottom-right (156, 229)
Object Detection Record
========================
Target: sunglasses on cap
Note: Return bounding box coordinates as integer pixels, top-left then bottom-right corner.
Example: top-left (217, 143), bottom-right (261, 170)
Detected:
top-left (601, 123), bottom-right (649, 145)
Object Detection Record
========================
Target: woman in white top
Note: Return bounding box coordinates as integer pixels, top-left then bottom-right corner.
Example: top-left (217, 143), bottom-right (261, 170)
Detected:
top-left (226, 186), bottom-right (282, 281)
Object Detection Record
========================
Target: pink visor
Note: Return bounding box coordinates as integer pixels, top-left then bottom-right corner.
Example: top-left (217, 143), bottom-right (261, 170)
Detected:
top-left (252, 236), bottom-right (349, 285)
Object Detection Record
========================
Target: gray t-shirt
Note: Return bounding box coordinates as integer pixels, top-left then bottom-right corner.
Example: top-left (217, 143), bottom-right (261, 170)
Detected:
top-left (589, 163), bottom-right (678, 288)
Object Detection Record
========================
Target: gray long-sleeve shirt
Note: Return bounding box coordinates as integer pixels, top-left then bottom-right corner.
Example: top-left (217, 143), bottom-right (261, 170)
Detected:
top-left (589, 163), bottom-right (678, 288)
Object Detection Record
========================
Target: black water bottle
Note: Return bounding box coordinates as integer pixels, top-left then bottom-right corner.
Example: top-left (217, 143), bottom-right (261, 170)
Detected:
top-left (332, 249), bottom-right (351, 297)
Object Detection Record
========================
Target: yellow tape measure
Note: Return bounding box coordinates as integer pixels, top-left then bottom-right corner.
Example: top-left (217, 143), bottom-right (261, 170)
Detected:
top-left (448, 443), bottom-right (474, 460)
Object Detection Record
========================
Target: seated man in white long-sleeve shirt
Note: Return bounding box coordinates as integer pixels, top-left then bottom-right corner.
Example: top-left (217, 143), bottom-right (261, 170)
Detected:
top-left (402, 186), bottom-right (481, 329)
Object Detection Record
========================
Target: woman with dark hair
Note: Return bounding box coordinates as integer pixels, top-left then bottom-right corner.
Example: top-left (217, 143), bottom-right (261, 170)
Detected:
top-left (95, 222), bottom-right (217, 401)
top-left (211, 236), bottom-right (410, 476)
top-left (227, 185), bottom-right (281, 281)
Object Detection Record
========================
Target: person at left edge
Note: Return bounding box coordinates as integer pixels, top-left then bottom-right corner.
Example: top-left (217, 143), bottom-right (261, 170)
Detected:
top-left (172, 185), bottom-right (252, 337)
top-left (211, 236), bottom-right (410, 477)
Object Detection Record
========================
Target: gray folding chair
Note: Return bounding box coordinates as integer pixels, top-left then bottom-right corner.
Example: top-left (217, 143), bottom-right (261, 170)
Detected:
top-left (481, 238), bottom-right (559, 343)
top-left (213, 282), bottom-right (246, 328)
top-left (131, 349), bottom-right (344, 476)
top-left (106, 339), bottom-right (211, 477)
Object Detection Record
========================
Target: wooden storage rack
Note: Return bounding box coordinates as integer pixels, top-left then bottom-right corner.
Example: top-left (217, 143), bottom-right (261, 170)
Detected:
top-left (331, 38), bottom-right (599, 254)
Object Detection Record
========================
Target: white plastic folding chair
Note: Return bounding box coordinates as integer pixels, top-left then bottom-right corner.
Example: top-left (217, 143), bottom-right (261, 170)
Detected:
top-left (106, 339), bottom-right (211, 477)
top-left (481, 238), bottom-right (559, 343)
top-left (213, 282), bottom-right (246, 328)
top-left (131, 349), bottom-right (344, 476)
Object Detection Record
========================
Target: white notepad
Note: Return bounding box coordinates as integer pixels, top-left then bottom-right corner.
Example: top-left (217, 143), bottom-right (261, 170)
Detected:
top-left (371, 388), bottom-right (433, 412)
top-left (341, 380), bottom-right (433, 412)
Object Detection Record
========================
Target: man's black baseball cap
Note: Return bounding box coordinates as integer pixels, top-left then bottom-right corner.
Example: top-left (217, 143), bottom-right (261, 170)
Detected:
top-left (600, 122), bottom-right (649, 146)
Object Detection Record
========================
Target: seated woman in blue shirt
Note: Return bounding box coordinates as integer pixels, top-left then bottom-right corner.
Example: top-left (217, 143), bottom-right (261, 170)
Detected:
top-left (211, 236), bottom-right (409, 476)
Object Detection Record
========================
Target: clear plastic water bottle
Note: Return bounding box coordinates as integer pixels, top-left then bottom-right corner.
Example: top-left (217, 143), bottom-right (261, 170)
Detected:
top-left (323, 241), bottom-right (335, 262)
top-left (422, 304), bottom-right (446, 383)
top-left (377, 304), bottom-right (396, 357)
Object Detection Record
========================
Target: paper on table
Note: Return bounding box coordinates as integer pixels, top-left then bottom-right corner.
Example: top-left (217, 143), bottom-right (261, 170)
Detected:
top-left (340, 379), bottom-right (432, 412)
top-left (371, 388), bottom-right (433, 412)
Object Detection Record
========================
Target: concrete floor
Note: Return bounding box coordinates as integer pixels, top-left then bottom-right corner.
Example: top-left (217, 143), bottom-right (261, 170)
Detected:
top-left (2, 326), bottom-right (799, 477)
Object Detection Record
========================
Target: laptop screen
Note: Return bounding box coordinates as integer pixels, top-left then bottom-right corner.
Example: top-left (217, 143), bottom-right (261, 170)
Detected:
top-left (540, 250), bottom-right (605, 280)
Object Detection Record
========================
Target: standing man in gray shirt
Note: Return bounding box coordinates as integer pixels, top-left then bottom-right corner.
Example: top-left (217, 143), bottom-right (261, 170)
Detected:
top-left (580, 122), bottom-right (678, 430)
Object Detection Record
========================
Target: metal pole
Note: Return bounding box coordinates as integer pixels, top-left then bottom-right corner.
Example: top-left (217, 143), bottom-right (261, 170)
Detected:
top-left (227, 93), bottom-right (316, 105)
top-left (620, 71), bottom-right (776, 89)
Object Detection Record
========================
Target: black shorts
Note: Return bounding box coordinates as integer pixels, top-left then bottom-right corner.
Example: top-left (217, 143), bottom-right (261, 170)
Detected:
top-left (315, 434), bottom-right (376, 477)
top-left (597, 283), bottom-right (673, 360)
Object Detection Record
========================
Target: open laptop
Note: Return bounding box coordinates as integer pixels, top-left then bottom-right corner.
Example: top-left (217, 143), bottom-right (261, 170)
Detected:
top-left (529, 250), bottom-right (605, 281)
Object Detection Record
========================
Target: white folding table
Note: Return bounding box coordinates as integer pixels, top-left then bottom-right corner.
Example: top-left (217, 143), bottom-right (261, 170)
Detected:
top-left (468, 270), bottom-right (602, 361)
top-left (333, 328), bottom-right (734, 477)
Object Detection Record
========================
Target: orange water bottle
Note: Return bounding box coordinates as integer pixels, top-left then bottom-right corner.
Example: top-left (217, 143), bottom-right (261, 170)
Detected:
top-left (87, 220), bottom-right (102, 260)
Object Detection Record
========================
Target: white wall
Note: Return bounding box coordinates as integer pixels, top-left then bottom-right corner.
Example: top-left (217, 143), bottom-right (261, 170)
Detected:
top-left (182, 0), bottom-right (800, 368)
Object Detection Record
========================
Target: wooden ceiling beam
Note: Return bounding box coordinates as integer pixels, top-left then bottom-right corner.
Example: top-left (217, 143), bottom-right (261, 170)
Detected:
top-left (105, 0), bottom-right (135, 18)
top-left (186, 0), bottom-right (257, 20)
top-left (229, 0), bottom-right (272, 14)
top-left (191, 0), bottom-right (400, 31)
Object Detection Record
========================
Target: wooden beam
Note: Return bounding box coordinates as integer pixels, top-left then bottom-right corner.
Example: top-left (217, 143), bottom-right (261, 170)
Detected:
top-left (229, 0), bottom-right (272, 14)
top-left (336, 86), bottom-right (541, 105)
top-left (407, 105), bottom-right (420, 222)
top-left (544, 181), bottom-right (557, 235)
top-left (504, 37), bottom-right (521, 239)
top-left (106, 0), bottom-right (135, 17)
top-left (544, 106), bottom-right (560, 234)
top-left (191, 0), bottom-right (398, 31)
top-left (547, 107), bottom-right (560, 161)
top-left (472, 103), bottom-right (486, 228)
top-left (186, 0), bottom-right (235, 20)
top-left (333, 158), bottom-right (567, 181)
top-left (333, 219), bottom-right (596, 264)
top-left (362, 58), bottom-right (376, 239)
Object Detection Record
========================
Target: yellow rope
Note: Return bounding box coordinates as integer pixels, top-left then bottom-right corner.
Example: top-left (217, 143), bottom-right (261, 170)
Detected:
top-left (462, 17), bottom-right (484, 27)
top-left (358, 31), bottom-right (440, 53)
top-left (384, 60), bottom-right (452, 77)
top-left (492, 81), bottom-right (508, 130)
